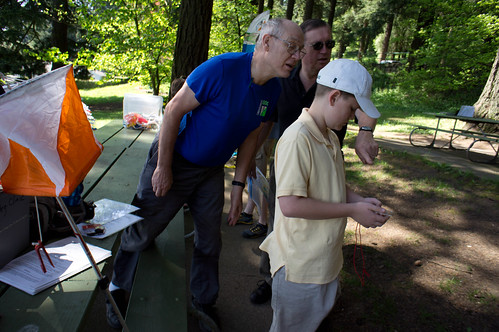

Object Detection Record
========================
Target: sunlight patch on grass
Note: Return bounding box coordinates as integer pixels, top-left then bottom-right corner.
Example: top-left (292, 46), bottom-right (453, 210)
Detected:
top-left (77, 81), bottom-right (149, 105)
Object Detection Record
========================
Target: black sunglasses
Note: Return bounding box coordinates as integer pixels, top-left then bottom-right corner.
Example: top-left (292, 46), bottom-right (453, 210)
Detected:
top-left (310, 40), bottom-right (335, 51)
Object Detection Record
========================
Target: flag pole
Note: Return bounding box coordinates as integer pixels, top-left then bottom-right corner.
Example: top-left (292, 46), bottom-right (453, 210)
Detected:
top-left (55, 196), bottom-right (129, 332)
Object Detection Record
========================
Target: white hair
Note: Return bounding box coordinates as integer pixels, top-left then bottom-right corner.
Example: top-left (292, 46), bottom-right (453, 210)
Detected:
top-left (255, 18), bottom-right (286, 49)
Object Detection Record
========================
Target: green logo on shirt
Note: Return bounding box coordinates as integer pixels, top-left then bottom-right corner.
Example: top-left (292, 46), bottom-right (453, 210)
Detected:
top-left (257, 100), bottom-right (269, 117)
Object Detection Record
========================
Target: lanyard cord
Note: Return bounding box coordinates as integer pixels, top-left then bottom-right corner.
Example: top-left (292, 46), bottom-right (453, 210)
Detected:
top-left (353, 222), bottom-right (370, 286)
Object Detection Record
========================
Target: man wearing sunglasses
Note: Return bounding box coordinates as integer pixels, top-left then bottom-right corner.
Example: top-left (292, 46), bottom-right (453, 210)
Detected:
top-left (248, 19), bottom-right (378, 306)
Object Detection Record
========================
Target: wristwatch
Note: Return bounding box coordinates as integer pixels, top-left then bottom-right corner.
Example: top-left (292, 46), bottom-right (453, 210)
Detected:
top-left (359, 126), bottom-right (373, 132)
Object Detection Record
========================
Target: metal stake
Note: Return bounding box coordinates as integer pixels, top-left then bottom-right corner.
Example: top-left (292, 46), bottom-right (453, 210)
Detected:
top-left (55, 196), bottom-right (129, 332)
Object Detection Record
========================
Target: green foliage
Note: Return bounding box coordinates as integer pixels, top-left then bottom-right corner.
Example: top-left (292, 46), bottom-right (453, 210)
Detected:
top-left (0, 0), bottom-right (78, 77)
top-left (78, 0), bottom-right (180, 95)
top-left (209, 1), bottom-right (258, 56)
top-left (400, 0), bottom-right (499, 94)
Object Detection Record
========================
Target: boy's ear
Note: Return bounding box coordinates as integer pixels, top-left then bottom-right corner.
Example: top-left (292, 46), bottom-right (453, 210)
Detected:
top-left (328, 90), bottom-right (342, 107)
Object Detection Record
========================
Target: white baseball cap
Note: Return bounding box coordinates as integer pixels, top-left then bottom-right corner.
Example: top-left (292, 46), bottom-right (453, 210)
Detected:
top-left (316, 59), bottom-right (380, 119)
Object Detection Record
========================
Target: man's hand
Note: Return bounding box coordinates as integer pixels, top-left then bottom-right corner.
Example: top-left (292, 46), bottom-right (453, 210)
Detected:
top-left (227, 185), bottom-right (244, 226)
top-left (355, 130), bottom-right (378, 164)
top-left (151, 166), bottom-right (173, 197)
top-left (247, 158), bottom-right (257, 179)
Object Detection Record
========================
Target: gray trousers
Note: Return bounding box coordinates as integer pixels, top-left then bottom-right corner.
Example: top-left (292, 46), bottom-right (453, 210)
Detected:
top-left (270, 267), bottom-right (339, 332)
top-left (112, 138), bottom-right (224, 305)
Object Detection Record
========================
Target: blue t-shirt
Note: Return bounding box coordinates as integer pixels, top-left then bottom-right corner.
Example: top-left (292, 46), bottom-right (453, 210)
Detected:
top-left (175, 52), bottom-right (281, 167)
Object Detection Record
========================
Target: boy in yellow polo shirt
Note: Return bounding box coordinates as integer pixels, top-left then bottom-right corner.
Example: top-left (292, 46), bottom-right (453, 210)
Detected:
top-left (260, 59), bottom-right (390, 332)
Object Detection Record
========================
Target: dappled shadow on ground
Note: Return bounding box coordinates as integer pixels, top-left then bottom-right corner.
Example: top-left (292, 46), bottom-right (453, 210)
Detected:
top-left (183, 138), bottom-right (498, 332)
top-left (330, 142), bottom-right (499, 331)
top-left (330, 243), bottom-right (498, 331)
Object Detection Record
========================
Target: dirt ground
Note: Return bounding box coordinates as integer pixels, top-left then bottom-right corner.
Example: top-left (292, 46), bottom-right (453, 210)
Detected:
top-left (322, 140), bottom-right (499, 332)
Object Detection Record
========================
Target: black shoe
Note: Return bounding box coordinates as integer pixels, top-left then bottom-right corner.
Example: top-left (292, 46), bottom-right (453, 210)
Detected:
top-left (242, 223), bottom-right (268, 239)
top-left (106, 289), bottom-right (127, 329)
top-left (191, 297), bottom-right (221, 332)
top-left (250, 280), bottom-right (271, 304)
top-left (236, 212), bottom-right (254, 225)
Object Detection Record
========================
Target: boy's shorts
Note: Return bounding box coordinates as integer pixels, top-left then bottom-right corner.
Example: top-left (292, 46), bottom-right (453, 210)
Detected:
top-left (270, 267), bottom-right (339, 332)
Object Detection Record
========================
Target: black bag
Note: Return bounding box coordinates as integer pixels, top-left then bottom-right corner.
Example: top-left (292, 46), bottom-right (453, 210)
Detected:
top-left (29, 184), bottom-right (95, 240)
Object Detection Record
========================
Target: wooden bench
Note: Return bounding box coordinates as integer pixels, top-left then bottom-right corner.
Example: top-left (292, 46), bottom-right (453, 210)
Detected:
top-left (0, 120), bottom-right (187, 331)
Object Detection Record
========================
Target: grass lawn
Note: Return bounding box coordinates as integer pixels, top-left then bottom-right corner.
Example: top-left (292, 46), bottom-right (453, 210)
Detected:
top-left (77, 80), bottom-right (163, 128)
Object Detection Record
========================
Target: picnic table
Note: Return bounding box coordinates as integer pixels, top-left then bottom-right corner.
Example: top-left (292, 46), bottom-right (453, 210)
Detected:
top-left (0, 120), bottom-right (187, 332)
top-left (409, 112), bottom-right (499, 163)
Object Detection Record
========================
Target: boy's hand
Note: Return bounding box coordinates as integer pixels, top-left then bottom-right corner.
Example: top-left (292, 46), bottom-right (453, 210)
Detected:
top-left (351, 201), bottom-right (390, 228)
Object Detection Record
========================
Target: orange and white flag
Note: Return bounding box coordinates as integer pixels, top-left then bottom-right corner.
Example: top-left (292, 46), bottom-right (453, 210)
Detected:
top-left (0, 65), bottom-right (103, 197)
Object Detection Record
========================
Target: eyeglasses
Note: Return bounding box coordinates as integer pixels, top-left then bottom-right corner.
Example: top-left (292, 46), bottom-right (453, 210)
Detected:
top-left (310, 40), bottom-right (335, 51)
top-left (271, 35), bottom-right (306, 59)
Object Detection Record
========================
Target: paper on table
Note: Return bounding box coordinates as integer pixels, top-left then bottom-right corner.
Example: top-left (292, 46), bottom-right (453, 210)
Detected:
top-left (0, 237), bottom-right (111, 295)
top-left (77, 198), bottom-right (143, 239)
top-left (79, 213), bottom-right (142, 239)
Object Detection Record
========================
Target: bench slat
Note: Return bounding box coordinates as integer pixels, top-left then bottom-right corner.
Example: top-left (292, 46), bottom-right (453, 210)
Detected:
top-left (84, 129), bottom-right (156, 203)
top-left (126, 210), bottom-right (187, 331)
top-left (411, 125), bottom-right (499, 143)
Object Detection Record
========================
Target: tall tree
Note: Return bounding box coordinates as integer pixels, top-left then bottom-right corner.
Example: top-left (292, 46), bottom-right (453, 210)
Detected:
top-left (286, 0), bottom-right (295, 20)
top-left (474, 48), bottom-right (499, 131)
top-left (258, 0), bottom-right (264, 13)
top-left (172, 0), bottom-right (214, 81)
top-left (379, 13), bottom-right (394, 61)
top-left (357, 19), bottom-right (369, 59)
top-left (303, 0), bottom-right (314, 21)
top-left (268, 0), bottom-right (274, 11)
top-left (328, 0), bottom-right (338, 28)
top-left (408, 0), bottom-right (436, 71)
top-left (51, 0), bottom-right (71, 69)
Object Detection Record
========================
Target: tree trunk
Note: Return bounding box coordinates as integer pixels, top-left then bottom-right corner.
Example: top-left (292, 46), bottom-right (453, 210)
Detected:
top-left (172, 0), bottom-right (213, 81)
top-left (286, 0), bottom-right (295, 20)
top-left (268, 0), bottom-right (274, 10)
top-left (474, 48), bottom-right (499, 132)
top-left (380, 14), bottom-right (394, 62)
top-left (149, 68), bottom-right (160, 96)
top-left (337, 41), bottom-right (346, 59)
top-left (408, 4), bottom-right (435, 71)
top-left (357, 20), bottom-right (368, 60)
top-left (258, 0), bottom-right (264, 13)
top-left (51, 0), bottom-right (69, 70)
top-left (328, 0), bottom-right (337, 28)
top-left (303, 0), bottom-right (314, 21)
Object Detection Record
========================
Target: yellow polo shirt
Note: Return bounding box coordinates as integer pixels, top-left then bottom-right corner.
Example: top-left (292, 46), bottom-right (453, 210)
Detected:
top-left (260, 109), bottom-right (347, 284)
